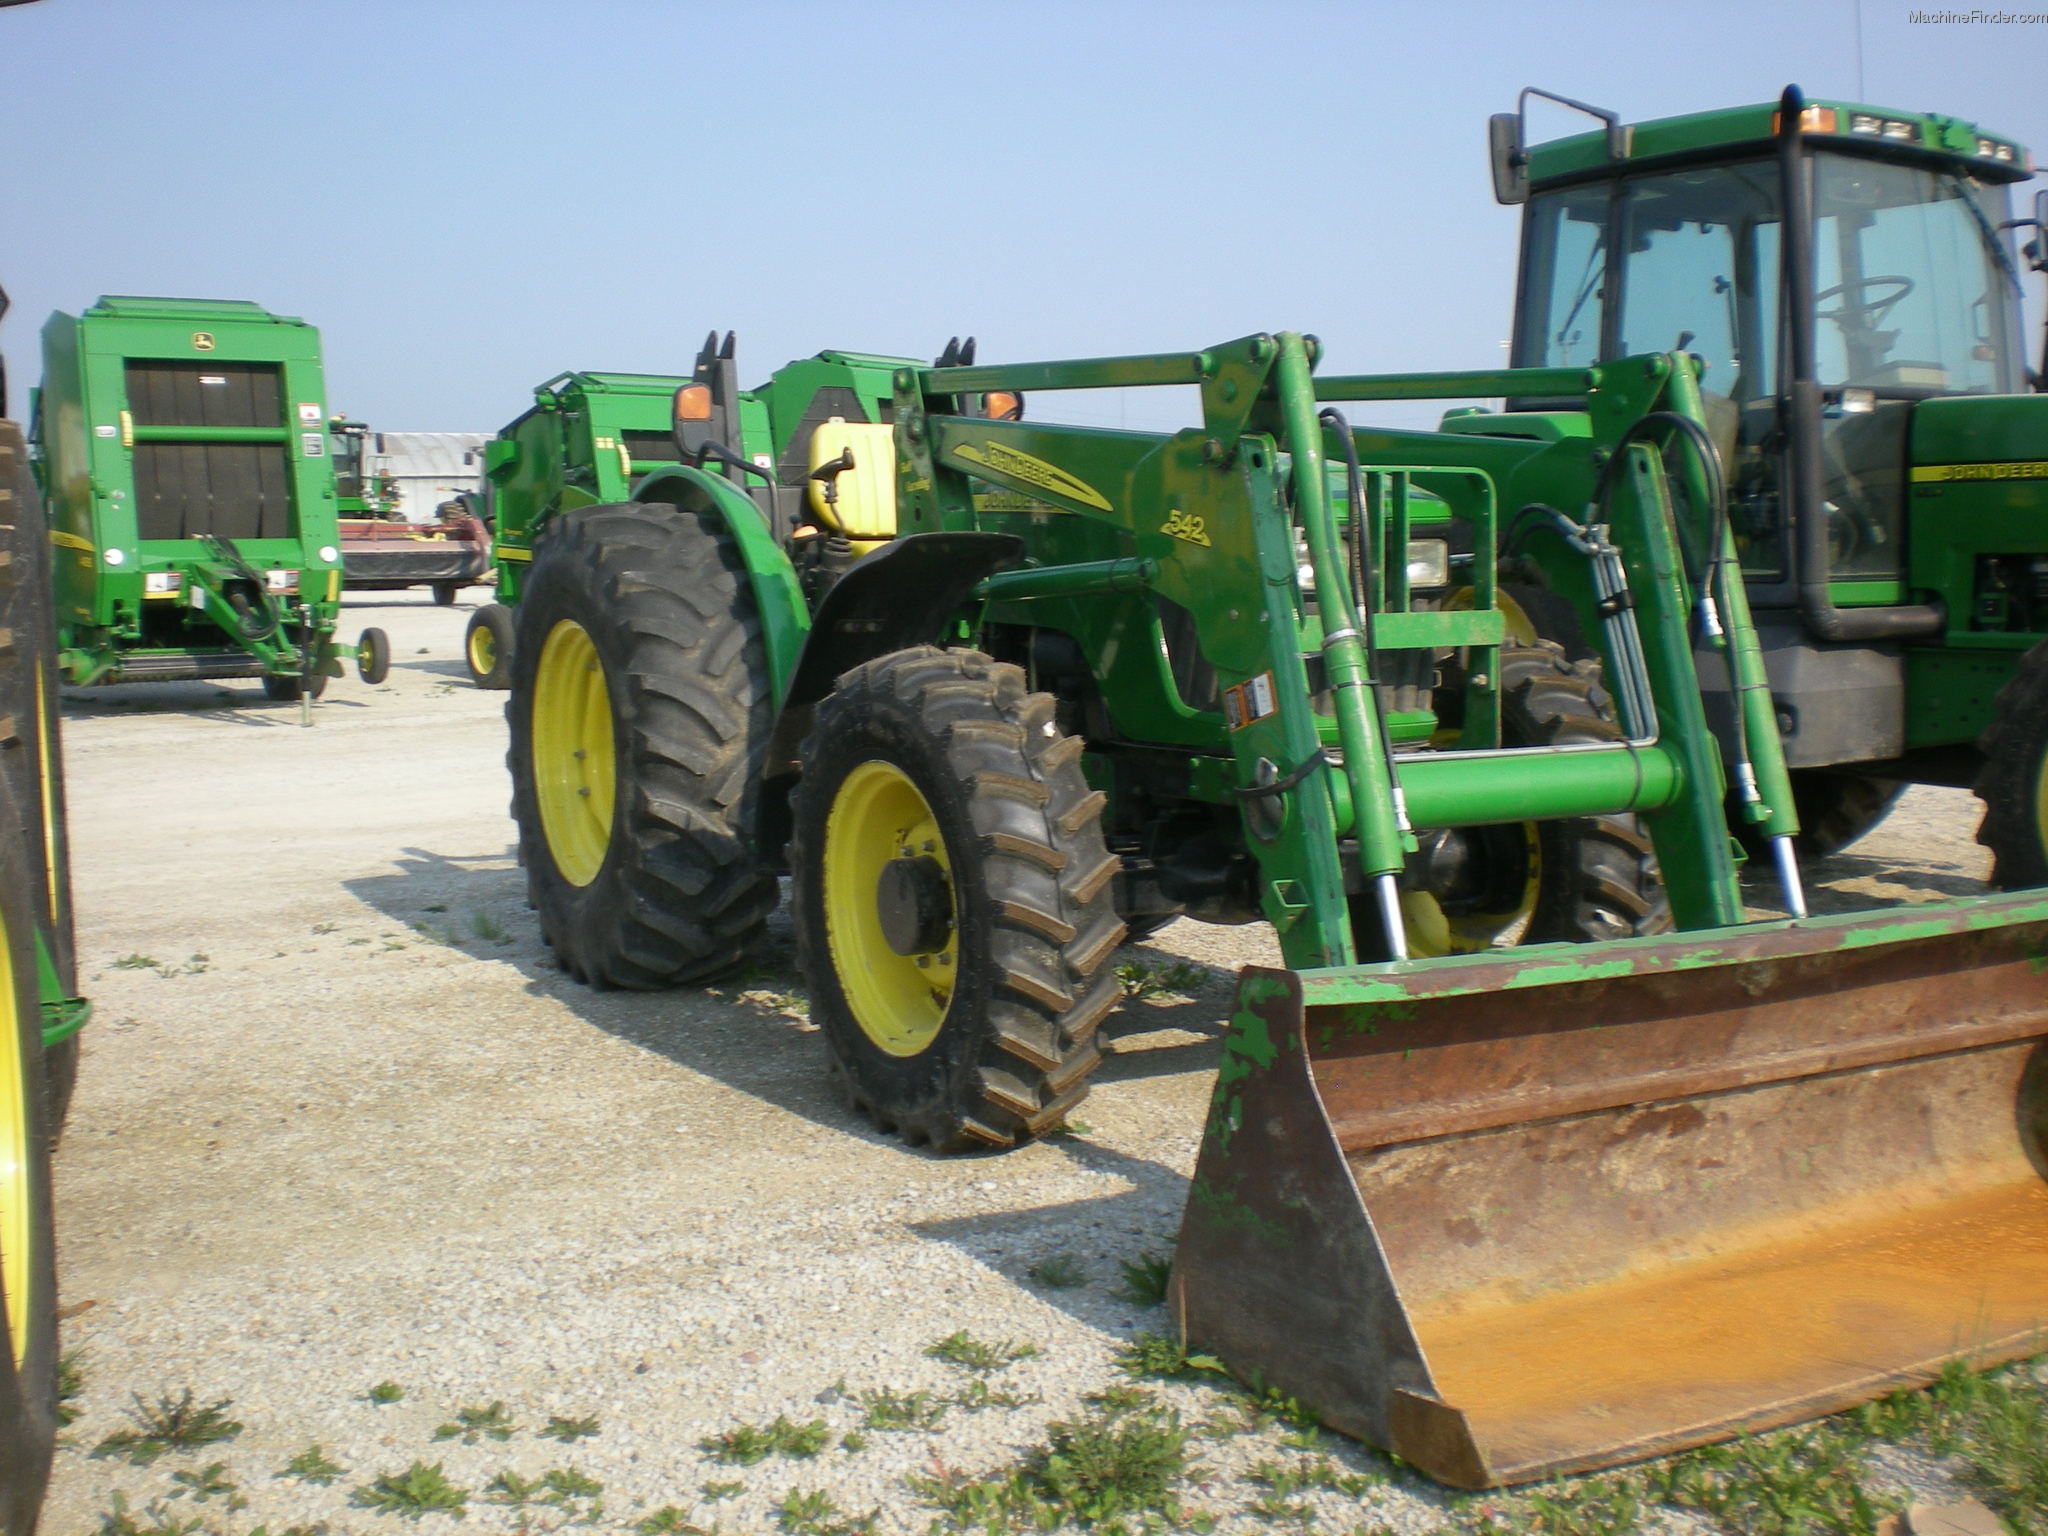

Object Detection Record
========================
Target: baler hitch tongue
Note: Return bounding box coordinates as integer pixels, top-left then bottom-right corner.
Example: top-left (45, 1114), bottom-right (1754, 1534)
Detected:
top-left (1172, 893), bottom-right (2048, 1488)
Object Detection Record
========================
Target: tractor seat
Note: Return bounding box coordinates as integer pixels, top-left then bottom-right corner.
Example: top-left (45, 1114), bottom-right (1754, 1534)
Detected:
top-left (807, 418), bottom-right (899, 543)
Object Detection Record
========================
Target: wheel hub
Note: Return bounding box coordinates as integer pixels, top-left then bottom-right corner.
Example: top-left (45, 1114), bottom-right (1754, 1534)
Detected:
top-left (876, 855), bottom-right (953, 957)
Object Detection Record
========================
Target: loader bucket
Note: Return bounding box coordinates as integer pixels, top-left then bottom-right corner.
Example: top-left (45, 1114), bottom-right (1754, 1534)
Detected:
top-left (1171, 891), bottom-right (2048, 1488)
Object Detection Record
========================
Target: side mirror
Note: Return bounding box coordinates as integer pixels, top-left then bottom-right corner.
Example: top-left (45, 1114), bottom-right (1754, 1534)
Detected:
top-left (1489, 113), bottom-right (1527, 205)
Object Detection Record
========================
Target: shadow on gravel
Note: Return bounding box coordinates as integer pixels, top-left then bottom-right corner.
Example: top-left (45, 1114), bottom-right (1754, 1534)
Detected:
top-left (345, 846), bottom-right (1236, 1157)
top-left (61, 682), bottom-right (370, 726)
top-left (1740, 855), bottom-right (1990, 918)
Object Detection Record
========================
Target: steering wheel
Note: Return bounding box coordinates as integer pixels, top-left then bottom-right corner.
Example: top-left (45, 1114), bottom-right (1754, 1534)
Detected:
top-left (1816, 274), bottom-right (1915, 328)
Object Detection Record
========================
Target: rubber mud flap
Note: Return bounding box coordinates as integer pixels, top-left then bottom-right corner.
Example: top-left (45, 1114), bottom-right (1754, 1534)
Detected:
top-left (1173, 891), bottom-right (2048, 1487)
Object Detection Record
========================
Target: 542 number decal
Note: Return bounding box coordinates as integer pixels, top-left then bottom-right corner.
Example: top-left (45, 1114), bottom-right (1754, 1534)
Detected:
top-left (1160, 509), bottom-right (1211, 547)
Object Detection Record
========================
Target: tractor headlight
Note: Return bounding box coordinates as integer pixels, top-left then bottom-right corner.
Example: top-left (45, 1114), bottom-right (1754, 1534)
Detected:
top-left (1405, 539), bottom-right (1451, 591)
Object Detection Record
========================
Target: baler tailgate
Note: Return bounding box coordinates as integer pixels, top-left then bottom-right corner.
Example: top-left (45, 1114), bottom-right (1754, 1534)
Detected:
top-left (1174, 892), bottom-right (2048, 1487)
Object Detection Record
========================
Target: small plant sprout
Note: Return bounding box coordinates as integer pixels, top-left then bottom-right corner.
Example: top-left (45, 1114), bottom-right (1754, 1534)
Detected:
top-left (698, 1414), bottom-right (831, 1465)
top-left (1027, 1253), bottom-right (1087, 1289)
top-left (1116, 1252), bottom-right (1173, 1307)
top-left (111, 954), bottom-right (159, 970)
top-left (857, 1387), bottom-right (947, 1432)
top-left (540, 1412), bottom-right (601, 1442)
top-left (366, 1380), bottom-right (405, 1405)
top-left (351, 1461), bottom-right (469, 1520)
top-left (90, 1492), bottom-right (207, 1536)
top-left (634, 1509), bottom-right (712, 1536)
top-left (952, 1377), bottom-right (1040, 1413)
top-left (1115, 957), bottom-right (1211, 1000)
top-left (1115, 1332), bottom-right (1228, 1382)
top-left (699, 1481), bottom-right (746, 1502)
top-left (55, 1347), bottom-right (85, 1426)
top-left (434, 1400), bottom-right (517, 1443)
top-left (166, 1462), bottom-right (237, 1503)
top-left (923, 1330), bottom-right (1040, 1374)
top-left (91, 1390), bottom-right (245, 1465)
top-left (470, 911), bottom-right (512, 944)
top-left (278, 1445), bottom-right (347, 1486)
top-left (773, 1489), bottom-right (877, 1535)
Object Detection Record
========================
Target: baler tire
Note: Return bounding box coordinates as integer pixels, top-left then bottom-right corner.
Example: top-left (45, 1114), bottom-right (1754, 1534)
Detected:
top-left (355, 628), bottom-right (391, 685)
top-left (262, 666), bottom-right (328, 703)
top-left (464, 604), bottom-right (515, 691)
top-left (0, 771), bottom-right (59, 1536)
top-left (791, 646), bottom-right (1124, 1153)
top-left (0, 424), bottom-right (78, 1138)
top-left (1501, 643), bottom-right (1670, 944)
top-left (1974, 638), bottom-right (2048, 889)
top-left (432, 582), bottom-right (460, 608)
top-left (508, 502), bottom-right (777, 988)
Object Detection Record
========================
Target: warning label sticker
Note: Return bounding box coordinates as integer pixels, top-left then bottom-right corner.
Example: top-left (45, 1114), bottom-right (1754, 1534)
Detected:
top-left (1223, 671), bottom-right (1278, 731)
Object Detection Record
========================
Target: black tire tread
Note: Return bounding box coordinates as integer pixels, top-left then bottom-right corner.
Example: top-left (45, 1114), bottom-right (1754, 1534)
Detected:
top-left (793, 646), bottom-right (1124, 1152)
top-left (1499, 642), bottom-right (1670, 943)
top-left (1975, 637), bottom-right (2048, 889)
top-left (509, 503), bottom-right (776, 988)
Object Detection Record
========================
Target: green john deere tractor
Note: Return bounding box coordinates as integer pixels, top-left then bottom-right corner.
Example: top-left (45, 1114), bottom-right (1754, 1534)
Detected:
top-left (31, 296), bottom-right (388, 706)
top-left (473, 333), bottom-right (933, 690)
top-left (504, 325), bottom-right (2048, 1486)
top-left (1488, 86), bottom-right (2048, 868)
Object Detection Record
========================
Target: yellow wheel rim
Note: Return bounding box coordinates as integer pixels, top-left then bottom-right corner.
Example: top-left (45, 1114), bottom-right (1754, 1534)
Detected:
top-left (822, 761), bottom-right (957, 1057)
top-left (531, 619), bottom-right (616, 887)
top-left (1401, 825), bottom-right (1541, 958)
top-left (469, 622), bottom-right (497, 677)
top-left (0, 903), bottom-right (30, 1371)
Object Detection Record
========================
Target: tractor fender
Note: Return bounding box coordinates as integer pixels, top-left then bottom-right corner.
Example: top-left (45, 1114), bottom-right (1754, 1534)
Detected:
top-left (779, 531), bottom-right (1025, 712)
top-left (631, 464), bottom-right (810, 699)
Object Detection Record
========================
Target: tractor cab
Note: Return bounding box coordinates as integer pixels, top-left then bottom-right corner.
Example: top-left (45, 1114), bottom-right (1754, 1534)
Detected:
top-left (1499, 90), bottom-right (2035, 609)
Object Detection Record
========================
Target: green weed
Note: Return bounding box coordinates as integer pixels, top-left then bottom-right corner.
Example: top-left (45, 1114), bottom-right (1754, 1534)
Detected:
top-left (1026, 1252), bottom-right (1087, 1289)
top-left (698, 1414), bottom-right (831, 1465)
top-left (90, 1493), bottom-right (206, 1536)
top-left (470, 911), bottom-right (513, 945)
top-left (366, 1380), bottom-right (405, 1405)
top-left (91, 1390), bottom-right (244, 1465)
top-left (1116, 958), bottom-right (1211, 1000)
top-left (111, 954), bottom-right (159, 970)
top-left (55, 1347), bottom-right (85, 1426)
top-left (858, 1387), bottom-right (947, 1432)
top-left (774, 1489), bottom-right (877, 1535)
top-left (1642, 1426), bottom-right (1893, 1536)
top-left (952, 1377), bottom-right (1040, 1413)
top-left (634, 1509), bottom-right (713, 1536)
top-left (1115, 1252), bottom-right (1173, 1307)
top-left (485, 1467), bottom-right (604, 1522)
top-left (165, 1461), bottom-right (238, 1504)
top-left (699, 1481), bottom-right (746, 1502)
top-left (914, 1403), bottom-right (1196, 1530)
top-left (924, 1330), bottom-right (1040, 1374)
top-left (433, 1400), bottom-right (517, 1443)
top-left (540, 1413), bottom-right (601, 1442)
top-left (278, 1445), bottom-right (347, 1486)
top-left (351, 1461), bottom-right (469, 1520)
top-left (1115, 1332), bottom-right (1226, 1382)
top-left (311, 923), bottom-right (339, 935)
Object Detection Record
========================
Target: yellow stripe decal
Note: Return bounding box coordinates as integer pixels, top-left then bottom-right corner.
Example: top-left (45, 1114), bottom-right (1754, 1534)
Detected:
top-left (48, 530), bottom-right (92, 552)
top-left (951, 441), bottom-right (1110, 512)
top-left (497, 546), bottom-right (533, 563)
top-left (1911, 461), bottom-right (2048, 484)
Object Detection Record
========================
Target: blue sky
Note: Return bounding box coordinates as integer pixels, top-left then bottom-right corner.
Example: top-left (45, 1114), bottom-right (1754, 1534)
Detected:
top-left (3, 0), bottom-right (2042, 434)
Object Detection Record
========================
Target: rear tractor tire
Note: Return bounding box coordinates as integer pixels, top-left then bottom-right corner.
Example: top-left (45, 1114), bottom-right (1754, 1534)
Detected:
top-left (465, 603), bottom-right (515, 690)
top-left (792, 646), bottom-right (1125, 1152)
top-left (1975, 639), bottom-right (2048, 888)
top-left (0, 770), bottom-right (59, 1536)
top-left (1371, 642), bottom-right (1667, 956)
top-left (508, 503), bottom-right (777, 988)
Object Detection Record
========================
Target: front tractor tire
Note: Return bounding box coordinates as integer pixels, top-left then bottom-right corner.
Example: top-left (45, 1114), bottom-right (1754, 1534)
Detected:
top-left (1974, 638), bottom-right (2048, 888)
top-left (1379, 643), bottom-right (1667, 956)
top-left (509, 503), bottom-right (777, 988)
top-left (792, 647), bottom-right (1125, 1152)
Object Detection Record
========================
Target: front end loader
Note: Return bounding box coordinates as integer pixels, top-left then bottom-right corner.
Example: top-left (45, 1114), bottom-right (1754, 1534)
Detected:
top-left (504, 328), bottom-right (2048, 1486)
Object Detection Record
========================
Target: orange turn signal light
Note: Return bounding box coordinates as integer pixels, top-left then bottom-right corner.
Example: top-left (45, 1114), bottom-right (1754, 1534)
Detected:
top-left (985, 390), bottom-right (1023, 422)
top-left (673, 383), bottom-right (712, 423)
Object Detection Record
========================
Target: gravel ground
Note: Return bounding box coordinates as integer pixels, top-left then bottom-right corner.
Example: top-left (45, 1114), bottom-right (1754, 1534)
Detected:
top-left (38, 592), bottom-right (2005, 1536)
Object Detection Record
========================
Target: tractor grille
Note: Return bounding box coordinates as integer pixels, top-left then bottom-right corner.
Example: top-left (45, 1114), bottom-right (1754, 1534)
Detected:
top-left (124, 360), bottom-right (283, 428)
top-left (134, 442), bottom-right (293, 541)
